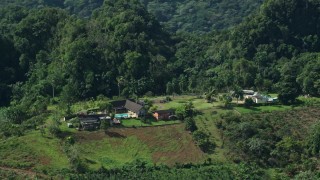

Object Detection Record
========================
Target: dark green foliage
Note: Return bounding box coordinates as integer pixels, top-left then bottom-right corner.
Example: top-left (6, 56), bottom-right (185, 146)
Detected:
top-left (220, 94), bottom-right (232, 108)
top-left (244, 98), bottom-right (254, 108)
top-left (192, 130), bottom-right (216, 153)
top-left (3, 106), bottom-right (26, 124)
top-left (63, 144), bottom-right (87, 173)
top-left (308, 121), bottom-right (320, 156)
top-left (176, 101), bottom-right (195, 120)
top-left (69, 160), bottom-right (240, 180)
top-left (140, 0), bottom-right (264, 33)
top-left (185, 117), bottom-right (197, 132)
top-left (277, 61), bottom-right (301, 104)
top-left (48, 120), bottom-right (61, 137)
top-left (220, 108), bottom-right (320, 175)
top-left (66, 136), bottom-right (75, 145)
top-left (0, 0), bottom-right (319, 111)
top-left (0, 0), bottom-right (103, 17)
top-left (100, 119), bottom-right (110, 131)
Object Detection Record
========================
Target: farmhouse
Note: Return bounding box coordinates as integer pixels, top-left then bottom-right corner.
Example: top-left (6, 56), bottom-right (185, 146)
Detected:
top-left (153, 109), bottom-right (175, 120)
top-left (245, 92), bottom-right (277, 104)
top-left (124, 100), bottom-right (145, 118)
top-left (111, 99), bottom-right (146, 118)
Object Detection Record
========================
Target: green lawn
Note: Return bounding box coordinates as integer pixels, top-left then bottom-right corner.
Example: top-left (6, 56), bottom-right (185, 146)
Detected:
top-left (121, 119), bottom-right (181, 127)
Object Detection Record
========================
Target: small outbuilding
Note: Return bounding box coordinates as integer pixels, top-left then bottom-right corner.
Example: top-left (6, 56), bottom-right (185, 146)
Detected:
top-left (153, 109), bottom-right (175, 120)
top-left (79, 117), bottom-right (100, 131)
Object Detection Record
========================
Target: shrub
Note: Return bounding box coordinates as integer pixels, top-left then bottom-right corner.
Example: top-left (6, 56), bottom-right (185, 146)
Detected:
top-left (66, 136), bottom-right (75, 145)
top-left (48, 120), bottom-right (61, 137)
top-left (144, 91), bottom-right (154, 97)
top-left (244, 98), bottom-right (254, 108)
top-left (185, 118), bottom-right (197, 132)
top-left (192, 130), bottom-right (216, 152)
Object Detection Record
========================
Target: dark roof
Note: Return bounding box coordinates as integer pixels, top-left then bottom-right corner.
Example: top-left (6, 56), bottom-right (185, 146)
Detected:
top-left (79, 117), bottom-right (99, 123)
top-left (111, 99), bottom-right (134, 108)
top-left (153, 109), bottom-right (175, 114)
top-left (110, 100), bottom-right (127, 108)
top-left (124, 100), bottom-right (143, 113)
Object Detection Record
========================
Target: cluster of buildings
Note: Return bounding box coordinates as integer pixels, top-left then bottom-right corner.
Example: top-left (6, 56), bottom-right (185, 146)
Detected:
top-left (243, 90), bottom-right (278, 104)
top-left (67, 99), bottom-right (176, 131)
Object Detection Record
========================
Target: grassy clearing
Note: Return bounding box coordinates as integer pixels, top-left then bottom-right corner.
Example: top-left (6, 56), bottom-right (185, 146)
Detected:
top-left (107, 124), bottom-right (206, 165)
top-left (0, 137), bottom-right (37, 169)
top-left (153, 95), bottom-right (214, 111)
top-left (21, 131), bottom-right (70, 172)
top-left (0, 130), bottom-right (69, 172)
top-left (195, 108), bottom-right (232, 163)
top-left (234, 104), bottom-right (293, 114)
top-left (76, 133), bottom-right (152, 170)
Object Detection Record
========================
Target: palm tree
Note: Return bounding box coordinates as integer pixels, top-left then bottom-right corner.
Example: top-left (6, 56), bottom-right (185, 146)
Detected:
top-left (116, 76), bottom-right (124, 97)
top-left (232, 86), bottom-right (244, 104)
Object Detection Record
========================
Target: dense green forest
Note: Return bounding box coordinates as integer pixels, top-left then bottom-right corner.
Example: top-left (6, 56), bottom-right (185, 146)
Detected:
top-left (140, 0), bottom-right (264, 32)
top-left (0, 0), bottom-right (264, 33)
top-left (0, 0), bottom-right (103, 17)
top-left (1, 0), bottom-right (320, 178)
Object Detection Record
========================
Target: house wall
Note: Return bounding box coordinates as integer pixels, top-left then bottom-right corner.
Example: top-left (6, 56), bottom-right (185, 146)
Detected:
top-left (128, 110), bottom-right (138, 118)
top-left (254, 98), bottom-right (267, 104)
top-left (153, 113), bottom-right (159, 120)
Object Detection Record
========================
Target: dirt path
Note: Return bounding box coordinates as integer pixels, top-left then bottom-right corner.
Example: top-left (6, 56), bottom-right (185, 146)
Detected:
top-left (0, 166), bottom-right (48, 179)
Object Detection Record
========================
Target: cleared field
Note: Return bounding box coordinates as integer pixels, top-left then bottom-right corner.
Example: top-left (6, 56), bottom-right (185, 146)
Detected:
top-left (74, 124), bottom-right (206, 169)
top-left (153, 95), bottom-right (214, 111)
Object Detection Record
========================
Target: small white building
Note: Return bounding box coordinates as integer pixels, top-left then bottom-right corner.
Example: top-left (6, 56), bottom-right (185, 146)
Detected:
top-left (245, 92), bottom-right (277, 104)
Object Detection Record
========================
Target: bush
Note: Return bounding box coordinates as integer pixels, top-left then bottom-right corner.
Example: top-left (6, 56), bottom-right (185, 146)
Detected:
top-left (165, 96), bottom-right (172, 102)
top-left (192, 130), bottom-right (216, 152)
top-left (3, 106), bottom-right (27, 124)
top-left (66, 136), bottom-right (75, 145)
top-left (185, 118), bottom-right (197, 132)
top-left (48, 120), bottom-right (61, 137)
top-left (244, 98), bottom-right (254, 108)
top-left (144, 91), bottom-right (154, 97)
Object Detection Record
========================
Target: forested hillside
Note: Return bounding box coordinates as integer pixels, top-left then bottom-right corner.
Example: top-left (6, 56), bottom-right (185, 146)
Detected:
top-left (0, 0), bottom-right (103, 17)
top-left (140, 0), bottom-right (264, 32)
top-left (0, 0), bottom-right (320, 178)
top-left (0, 0), bottom-right (319, 113)
top-left (170, 0), bottom-right (320, 104)
top-left (0, 0), bottom-right (264, 33)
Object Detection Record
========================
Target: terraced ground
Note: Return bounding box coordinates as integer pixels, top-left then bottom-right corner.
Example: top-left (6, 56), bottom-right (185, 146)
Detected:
top-left (0, 123), bottom-right (206, 173)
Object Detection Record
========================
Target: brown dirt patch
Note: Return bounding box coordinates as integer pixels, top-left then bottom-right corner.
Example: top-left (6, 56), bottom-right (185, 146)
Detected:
top-left (39, 156), bottom-right (51, 166)
top-left (74, 131), bottom-right (105, 143)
